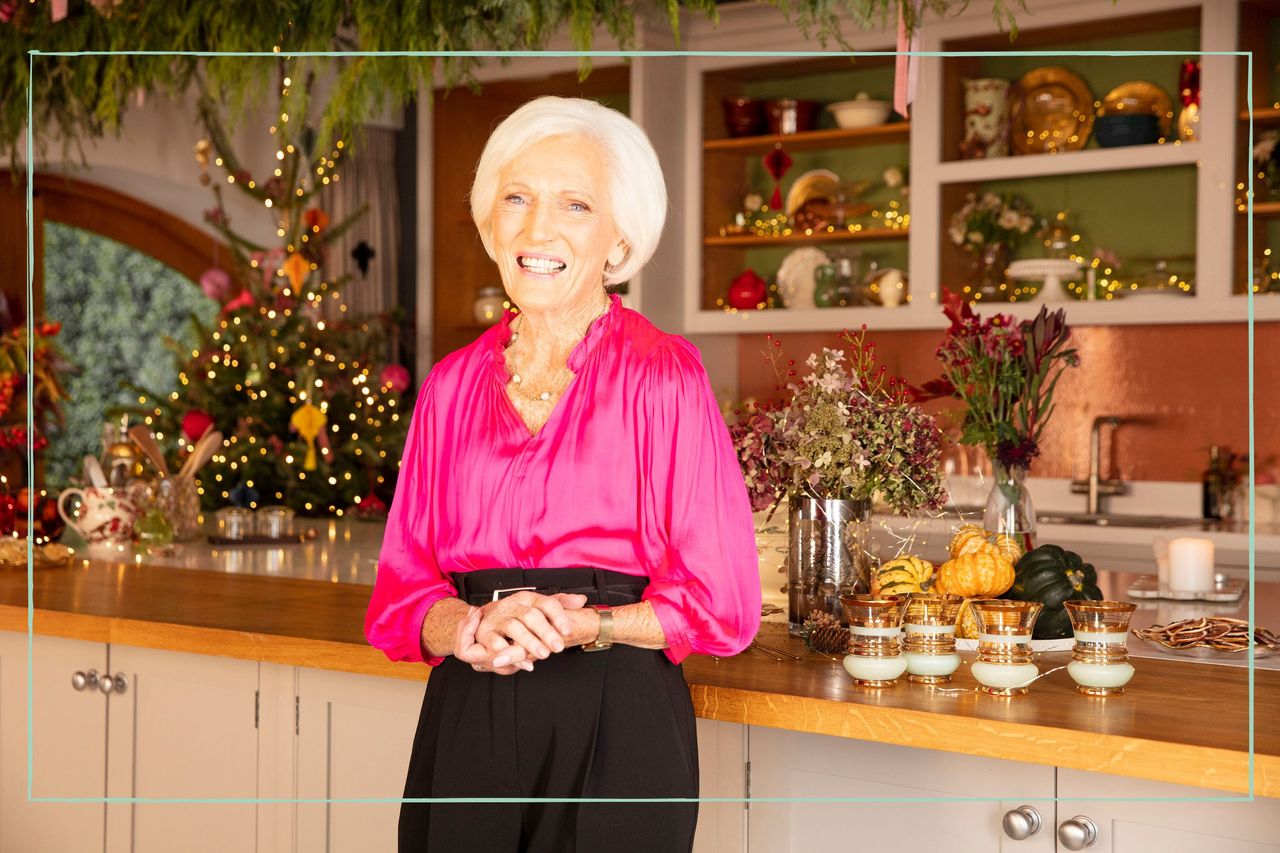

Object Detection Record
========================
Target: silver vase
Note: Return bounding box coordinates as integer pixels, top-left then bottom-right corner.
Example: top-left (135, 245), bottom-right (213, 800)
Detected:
top-left (787, 496), bottom-right (875, 634)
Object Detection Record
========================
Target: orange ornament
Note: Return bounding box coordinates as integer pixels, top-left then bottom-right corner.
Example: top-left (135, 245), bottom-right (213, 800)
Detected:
top-left (283, 252), bottom-right (310, 291)
top-left (304, 207), bottom-right (330, 233)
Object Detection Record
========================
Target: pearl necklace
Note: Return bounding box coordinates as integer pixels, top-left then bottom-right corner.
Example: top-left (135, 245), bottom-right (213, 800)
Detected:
top-left (506, 298), bottom-right (611, 403)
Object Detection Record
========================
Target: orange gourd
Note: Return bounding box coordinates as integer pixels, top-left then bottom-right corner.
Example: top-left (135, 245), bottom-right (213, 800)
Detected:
top-left (947, 524), bottom-right (989, 559)
top-left (934, 550), bottom-right (1016, 599)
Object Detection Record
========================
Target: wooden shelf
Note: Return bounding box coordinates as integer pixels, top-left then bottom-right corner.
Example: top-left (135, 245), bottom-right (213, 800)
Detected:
top-left (935, 141), bottom-right (1201, 184)
top-left (1239, 201), bottom-right (1280, 218)
top-left (704, 227), bottom-right (908, 248)
top-left (1239, 107), bottom-right (1280, 126)
top-left (703, 122), bottom-right (909, 155)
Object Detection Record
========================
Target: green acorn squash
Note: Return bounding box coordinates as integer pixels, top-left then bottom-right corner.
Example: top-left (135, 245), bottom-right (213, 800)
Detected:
top-left (1004, 544), bottom-right (1104, 639)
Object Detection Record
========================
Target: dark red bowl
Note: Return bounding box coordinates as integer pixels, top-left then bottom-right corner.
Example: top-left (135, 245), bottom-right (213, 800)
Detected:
top-left (763, 99), bottom-right (820, 135)
top-left (722, 97), bottom-right (765, 138)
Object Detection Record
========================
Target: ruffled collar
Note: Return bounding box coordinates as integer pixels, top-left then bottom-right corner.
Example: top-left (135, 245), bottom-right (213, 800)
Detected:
top-left (490, 292), bottom-right (622, 378)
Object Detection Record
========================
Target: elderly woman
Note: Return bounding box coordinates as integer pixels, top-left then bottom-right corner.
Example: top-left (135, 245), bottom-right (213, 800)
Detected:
top-left (365, 96), bottom-right (761, 853)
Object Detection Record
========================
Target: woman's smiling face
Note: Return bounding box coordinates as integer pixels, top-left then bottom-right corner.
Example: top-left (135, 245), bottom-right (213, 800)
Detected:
top-left (489, 134), bottom-right (625, 317)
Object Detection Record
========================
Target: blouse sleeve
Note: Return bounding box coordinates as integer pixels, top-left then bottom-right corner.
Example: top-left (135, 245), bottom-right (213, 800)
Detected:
top-left (364, 372), bottom-right (458, 665)
top-left (638, 337), bottom-right (762, 664)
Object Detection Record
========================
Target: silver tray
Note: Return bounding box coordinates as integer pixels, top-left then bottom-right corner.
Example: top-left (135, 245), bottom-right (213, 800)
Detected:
top-left (1127, 574), bottom-right (1244, 602)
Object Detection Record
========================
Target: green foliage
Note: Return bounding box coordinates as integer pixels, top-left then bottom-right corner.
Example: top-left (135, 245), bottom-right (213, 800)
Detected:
top-left (42, 222), bottom-right (219, 489)
top-left (2, 0), bottom-right (1030, 167)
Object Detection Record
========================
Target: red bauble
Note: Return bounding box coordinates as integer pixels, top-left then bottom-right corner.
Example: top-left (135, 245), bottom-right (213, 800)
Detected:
top-left (14, 489), bottom-right (64, 541)
top-left (727, 269), bottom-right (768, 310)
top-left (0, 492), bottom-right (14, 536)
top-left (182, 409), bottom-right (215, 443)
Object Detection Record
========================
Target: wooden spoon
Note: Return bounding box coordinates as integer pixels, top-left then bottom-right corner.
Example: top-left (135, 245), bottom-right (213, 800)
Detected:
top-left (177, 430), bottom-right (223, 481)
top-left (128, 426), bottom-right (170, 478)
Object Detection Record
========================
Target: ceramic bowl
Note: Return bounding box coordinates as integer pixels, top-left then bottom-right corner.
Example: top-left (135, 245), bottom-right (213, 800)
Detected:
top-left (827, 99), bottom-right (892, 129)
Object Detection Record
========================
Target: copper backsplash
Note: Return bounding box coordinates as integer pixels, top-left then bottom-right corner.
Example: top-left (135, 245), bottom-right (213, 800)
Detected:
top-left (735, 323), bottom-right (1279, 483)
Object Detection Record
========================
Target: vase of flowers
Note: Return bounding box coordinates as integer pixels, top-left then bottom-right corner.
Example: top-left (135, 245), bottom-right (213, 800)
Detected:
top-left (949, 192), bottom-right (1035, 301)
top-left (913, 292), bottom-right (1079, 552)
top-left (730, 330), bottom-right (948, 632)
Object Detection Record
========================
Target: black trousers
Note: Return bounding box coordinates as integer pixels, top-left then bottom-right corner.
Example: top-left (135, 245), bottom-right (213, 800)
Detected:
top-left (398, 569), bottom-right (699, 853)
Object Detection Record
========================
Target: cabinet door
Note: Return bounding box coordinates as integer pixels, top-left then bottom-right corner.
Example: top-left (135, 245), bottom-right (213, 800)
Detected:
top-left (747, 726), bottom-right (1057, 853)
top-left (1054, 768), bottom-right (1280, 852)
top-left (694, 718), bottom-right (747, 853)
top-left (0, 631), bottom-right (107, 853)
top-left (103, 644), bottom-right (259, 853)
top-left (295, 666), bottom-right (425, 853)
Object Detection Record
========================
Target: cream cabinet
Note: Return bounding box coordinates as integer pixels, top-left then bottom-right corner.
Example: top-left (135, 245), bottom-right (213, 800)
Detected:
top-left (0, 632), bottom-right (108, 853)
top-left (745, 725), bottom-right (1057, 852)
top-left (1052, 769), bottom-right (1280, 852)
top-left (0, 631), bottom-right (262, 853)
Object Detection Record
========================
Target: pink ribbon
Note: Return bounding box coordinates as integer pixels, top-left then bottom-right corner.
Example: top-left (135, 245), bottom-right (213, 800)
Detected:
top-left (893, 1), bottom-right (922, 119)
top-left (51, 0), bottom-right (67, 22)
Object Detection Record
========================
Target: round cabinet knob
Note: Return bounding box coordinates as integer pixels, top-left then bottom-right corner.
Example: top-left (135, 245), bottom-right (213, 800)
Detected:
top-left (97, 672), bottom-right (128, 695)
top-left (1002, 805), bottom-right (1043, 839)
top-left (72, 670), bottom-right (99, 691)
top-left (1058, 816), bottom-right (1099, 850)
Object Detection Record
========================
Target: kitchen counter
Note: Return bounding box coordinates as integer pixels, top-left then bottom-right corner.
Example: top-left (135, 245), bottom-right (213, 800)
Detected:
top-left (3, 523), bottom-right (1278, 798)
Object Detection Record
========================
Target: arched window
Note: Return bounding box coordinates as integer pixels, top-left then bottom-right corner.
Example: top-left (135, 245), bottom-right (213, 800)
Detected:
top-left (0, 172), bottom-right (227, 488)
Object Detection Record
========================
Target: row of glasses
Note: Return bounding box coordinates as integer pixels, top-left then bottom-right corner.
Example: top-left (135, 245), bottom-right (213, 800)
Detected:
top-left (839, 593), bottom-right (1137, 696)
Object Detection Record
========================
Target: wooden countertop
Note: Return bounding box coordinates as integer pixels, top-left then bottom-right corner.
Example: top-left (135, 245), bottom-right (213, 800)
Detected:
top-left (3, 559), bottom-right (1277, 797)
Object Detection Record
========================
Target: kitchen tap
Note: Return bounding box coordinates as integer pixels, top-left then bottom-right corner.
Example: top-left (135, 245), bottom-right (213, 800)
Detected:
top-left (1070, 416), bottom-right (1127, 514)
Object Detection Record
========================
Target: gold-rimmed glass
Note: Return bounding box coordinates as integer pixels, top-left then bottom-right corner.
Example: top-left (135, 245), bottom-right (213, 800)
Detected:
top-left (1065, 600), bottom-right (1137, 697)
top-left (970, 599), bottom-right (1043, 696)
top-left (839, 595), bottom-right (908, 687)
top-left (903, 593), bottom-right (965, 684)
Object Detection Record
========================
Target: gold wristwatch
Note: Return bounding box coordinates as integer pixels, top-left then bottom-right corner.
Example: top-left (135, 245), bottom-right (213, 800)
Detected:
top-left (582, 605), bottom-right (613, 652)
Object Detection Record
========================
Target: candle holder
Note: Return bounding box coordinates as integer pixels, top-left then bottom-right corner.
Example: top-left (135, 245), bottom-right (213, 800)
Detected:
top-left (1065, 600), bottom-right (1137, 696)
top-left (839, 595), bottom-right (907, 687)
top-left (970, 600), bottom-right (1043, 696)
top-left (903, 593), bottom-right (965, 684)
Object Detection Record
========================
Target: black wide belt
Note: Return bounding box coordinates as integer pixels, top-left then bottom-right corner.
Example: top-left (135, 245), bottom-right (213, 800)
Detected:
top-left (452, 567), bottom-right (648, 607)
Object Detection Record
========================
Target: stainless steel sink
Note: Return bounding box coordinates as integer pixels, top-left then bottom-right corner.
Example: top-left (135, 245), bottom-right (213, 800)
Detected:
top-left (1036, 512), bottom-right (1203, 529)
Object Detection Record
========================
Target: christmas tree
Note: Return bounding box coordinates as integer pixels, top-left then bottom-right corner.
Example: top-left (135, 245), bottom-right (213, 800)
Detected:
top-left (121, 67), bottom-right (410, 517)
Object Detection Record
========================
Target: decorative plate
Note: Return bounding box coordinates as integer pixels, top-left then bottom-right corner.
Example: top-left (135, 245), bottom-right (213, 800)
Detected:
top-left (784, 169), bottom-right (840, 218)
top-left (1100, 81), bottom-right (1174, 138)
top-left (0, 540), bottom-right (75, 570)
top-left (1009, 66), bottom-right (1095, 154)
top-left (776, 247), bottom-right (831, 310)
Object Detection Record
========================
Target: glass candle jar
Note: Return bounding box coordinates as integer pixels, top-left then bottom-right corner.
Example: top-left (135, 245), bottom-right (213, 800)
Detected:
top-left (839, 595), bottom-right (908, 687)
top-left (903, 593), bottom-right (965, 684)
top-left (970, 600), bottom-right (1043, 696)
top-left (1064, 600), bottom-right (1137, 696)
top-left (256, 505), bottom-right (295, 539)
top-left (215, 506), bottom-right (254, 540)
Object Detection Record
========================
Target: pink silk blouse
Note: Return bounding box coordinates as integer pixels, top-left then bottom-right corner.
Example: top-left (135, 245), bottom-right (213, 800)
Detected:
top-left (364, 294), bottom-right (762, 666)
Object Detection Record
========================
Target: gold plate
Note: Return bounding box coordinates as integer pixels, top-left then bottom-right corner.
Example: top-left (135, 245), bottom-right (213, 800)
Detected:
top-left (784, 169), bottom-right (839, 217)
top-left (1100, 80), bottom-right (1174, 137)
top-left (1009, 66), bottom-right (1095, 154)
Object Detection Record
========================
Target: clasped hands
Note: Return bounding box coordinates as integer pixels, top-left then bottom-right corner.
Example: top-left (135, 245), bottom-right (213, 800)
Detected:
top-left (454, 591), bottom-right (599, 676)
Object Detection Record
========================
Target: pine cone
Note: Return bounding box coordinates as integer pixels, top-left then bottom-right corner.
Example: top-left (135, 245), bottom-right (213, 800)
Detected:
top-left (803, 612), bottom-right (851, 655)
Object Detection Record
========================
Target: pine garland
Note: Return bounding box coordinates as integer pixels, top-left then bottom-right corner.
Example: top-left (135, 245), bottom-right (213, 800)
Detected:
top-left (3, 0), bottom-right (1025, 167)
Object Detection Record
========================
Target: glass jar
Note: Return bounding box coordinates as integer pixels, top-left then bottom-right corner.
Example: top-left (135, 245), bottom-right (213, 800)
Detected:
top-left (903, 593), bottom-right (965, 684)
top-left (970, 599), bottom-right (1043, 696)
top-left (1064, 601), bottom-right (1137, 697)
top-left (216, 506), bottom-right (254, 540)
top-left (257, 505), bottom-right (296, 539)
top-left (839, 595), bottom-right (907, 687)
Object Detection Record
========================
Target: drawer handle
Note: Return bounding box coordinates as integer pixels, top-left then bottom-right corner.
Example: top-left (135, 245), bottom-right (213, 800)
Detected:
top-left (71, 669), bottom-right (99, 692)
top-left (98, 672), bottom-right (128, 696)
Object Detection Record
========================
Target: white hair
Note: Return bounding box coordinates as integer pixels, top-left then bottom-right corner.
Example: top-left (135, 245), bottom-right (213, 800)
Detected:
top-left (469, 96), bottom-right (668, 287)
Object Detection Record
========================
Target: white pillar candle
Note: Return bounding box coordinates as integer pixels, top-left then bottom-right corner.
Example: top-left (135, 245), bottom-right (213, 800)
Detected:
top-left (1168, 537), bottom-right (1215, 592)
